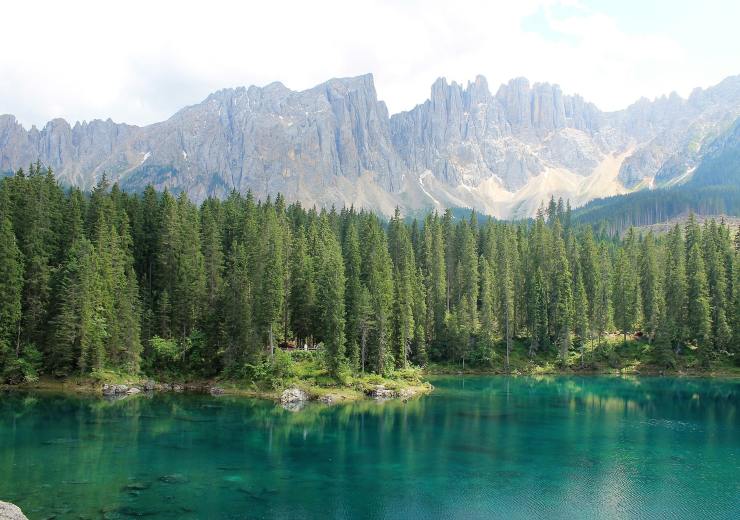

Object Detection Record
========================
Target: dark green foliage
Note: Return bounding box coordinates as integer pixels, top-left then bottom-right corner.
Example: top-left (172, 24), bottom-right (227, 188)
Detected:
top-left (1, 166), bottom-right (738, 381)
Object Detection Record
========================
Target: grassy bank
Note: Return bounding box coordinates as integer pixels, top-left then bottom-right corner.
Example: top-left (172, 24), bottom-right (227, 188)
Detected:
top-left (426, 334), bottom-right (740, 378)
top-left (4, 337), bottom-right (736, 401)
top-left (3, 349), bottom-right (433, 403)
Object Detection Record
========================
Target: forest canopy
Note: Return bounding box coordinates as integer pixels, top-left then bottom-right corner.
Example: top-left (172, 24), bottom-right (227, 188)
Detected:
top-left (0, 164), bottom-right (738, 384)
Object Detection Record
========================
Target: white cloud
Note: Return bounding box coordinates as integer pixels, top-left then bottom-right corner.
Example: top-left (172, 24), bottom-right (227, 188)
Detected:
top-left (0, 0), bottom-right (735, 128)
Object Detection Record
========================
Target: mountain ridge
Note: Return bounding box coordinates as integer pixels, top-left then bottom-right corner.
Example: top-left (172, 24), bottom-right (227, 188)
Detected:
top-left (1, 73), bottom-right (739, 218)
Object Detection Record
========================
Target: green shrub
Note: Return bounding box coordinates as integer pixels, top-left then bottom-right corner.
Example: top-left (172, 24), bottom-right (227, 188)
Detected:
top-left (289, 349), bottom-right (315, 362)
top-left (2, 343), bottom-right (42, 384)
top-left (149, 336), bottom-right (180, 370)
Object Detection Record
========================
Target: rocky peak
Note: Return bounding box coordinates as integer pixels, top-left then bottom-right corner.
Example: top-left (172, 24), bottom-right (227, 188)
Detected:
top-left (1, 73), bottom-right (738, 218)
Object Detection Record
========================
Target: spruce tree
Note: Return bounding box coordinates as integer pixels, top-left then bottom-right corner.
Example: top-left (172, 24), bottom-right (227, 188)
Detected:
top-left (342, 219), bottom-right (363, 369)
top-left (686, 241), bottom-right (712, 355)
top-left (663, 225), bottom-right (688, 353)
top-left (0, 214), bottom-right (23, 369)
top-left (315, 219), bottom-right (346, 377)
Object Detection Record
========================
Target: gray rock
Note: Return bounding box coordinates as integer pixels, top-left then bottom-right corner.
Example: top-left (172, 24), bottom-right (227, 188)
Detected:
top-left (1, 74), bottom-right (738, 218)
top-left (102, 384), bottom-right (129, 396)
top-left (367, 385), bottom-right (396, 399)
top-left (0, 501), bottom-right (28, 520)
top-left (143, 380), bottom-right (155, 391)
top-left (171, 384), bottom-right (184, 393)
top-left (281, 401), bottom-right (306, 412)
top-left (397, 388), bottom-right (418, 401)
top-left (209, 386), bottom-right (225, 396)
top-left (158, 474), bottom-right (188, 484)
top-left (280, 387), bottom-right (309, 404)
top-left (126, 387), bottom-right (141, 395)
top-left (318, 393), bottom-right (342, 404)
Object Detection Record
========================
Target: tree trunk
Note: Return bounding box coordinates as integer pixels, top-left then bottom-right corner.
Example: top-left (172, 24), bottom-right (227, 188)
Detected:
top-left (505, 312), bottom-right (511, 372)
top-left (361, 326), bottom-right (367, 374)
top-left (15, 321), bottom-right (21, 358)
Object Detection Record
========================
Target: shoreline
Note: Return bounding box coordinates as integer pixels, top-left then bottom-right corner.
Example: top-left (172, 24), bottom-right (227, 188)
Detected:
top-left (2, 366), bottom-right (736, 404)
top-left (0, 376), bottom-right (434, 405)
top-left (424, 365), bottom-right (740, 379)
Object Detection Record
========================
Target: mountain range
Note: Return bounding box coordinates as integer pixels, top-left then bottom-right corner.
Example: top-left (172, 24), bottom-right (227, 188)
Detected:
top-left (1, 73), bottom-right (739, 218)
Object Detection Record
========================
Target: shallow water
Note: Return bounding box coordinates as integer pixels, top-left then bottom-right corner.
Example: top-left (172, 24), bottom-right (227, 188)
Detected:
top-left (1, 376), bottom-right (738, 519)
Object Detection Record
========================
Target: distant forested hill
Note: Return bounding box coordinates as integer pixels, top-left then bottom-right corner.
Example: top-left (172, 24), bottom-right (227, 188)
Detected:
top-left (573, 118), bottom-right (740, 235)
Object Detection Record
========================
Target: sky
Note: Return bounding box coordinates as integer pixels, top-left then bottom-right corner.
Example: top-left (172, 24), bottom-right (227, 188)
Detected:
top-left (1, 0), bottom-right (738, 129)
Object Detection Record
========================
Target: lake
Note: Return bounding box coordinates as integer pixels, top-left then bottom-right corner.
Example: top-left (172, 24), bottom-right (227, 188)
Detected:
top-left (1, 376), bottom-right (738, 519)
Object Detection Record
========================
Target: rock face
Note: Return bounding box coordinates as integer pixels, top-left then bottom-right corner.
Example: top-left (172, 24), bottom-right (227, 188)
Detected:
top-left (280, 387), bottom-right (309, 404)
top-left (0, 501), bottom-right (28, 520)
top-left (2, 74), bottom-right (738, 218)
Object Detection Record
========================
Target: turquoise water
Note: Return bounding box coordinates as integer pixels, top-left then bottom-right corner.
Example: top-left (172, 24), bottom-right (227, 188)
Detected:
top-left (1, 376), bottom-right (738, 519)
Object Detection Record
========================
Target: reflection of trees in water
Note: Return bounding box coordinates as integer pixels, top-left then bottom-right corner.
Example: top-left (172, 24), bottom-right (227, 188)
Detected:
top-left (0, 378), bottom-right (737, 518)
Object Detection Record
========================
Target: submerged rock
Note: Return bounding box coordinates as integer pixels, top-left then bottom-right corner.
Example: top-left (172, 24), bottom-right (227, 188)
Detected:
top-left (318, 393), bottom-right (343, 404)
top-left (123, 481), bottom-right (151, 491)
top-left (0, 501), bottom-right (28, 520)
top-left (280, 388), bottom-right (309, 404)
top-left (281, 400), bottom-right (306, 412)
top-left (209, 386), bottom-right (225, 396)
top-left (158, 473), bottom-right (189, 484)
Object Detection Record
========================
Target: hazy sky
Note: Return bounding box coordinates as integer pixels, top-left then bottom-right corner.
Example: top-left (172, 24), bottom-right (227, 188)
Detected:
top-left (2, 0), bottom-right (738, 128)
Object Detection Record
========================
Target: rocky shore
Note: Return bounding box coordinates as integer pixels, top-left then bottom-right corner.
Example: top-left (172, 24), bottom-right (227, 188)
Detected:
top-left (278, 383), bottom-right (431, 410)
top-left (3, 374), bottom-right (433, 407)
top-left (101, 381), bottom-right (224, 398)
top-left (0, 501), bottom-right (27, 520)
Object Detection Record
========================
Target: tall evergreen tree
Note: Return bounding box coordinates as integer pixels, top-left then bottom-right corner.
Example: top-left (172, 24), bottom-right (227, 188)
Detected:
top-left (315, 219), bottom-right (346, 376)
top-left (0, 213), bottom-right (23, 369)
top-left (686, 241), bottom-right (712, 355)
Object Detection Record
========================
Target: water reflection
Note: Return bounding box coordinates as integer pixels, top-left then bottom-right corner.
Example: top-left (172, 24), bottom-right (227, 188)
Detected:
top-left (0, 376), bottom-right (737, 519)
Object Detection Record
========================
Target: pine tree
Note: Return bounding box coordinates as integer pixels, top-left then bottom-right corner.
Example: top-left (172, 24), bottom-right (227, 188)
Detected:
top-left (423, 213), bottom-right (447, 351)
top-left (612, 249), bottom-right (636, 343)
top-left (222, 242), bottom-right (255, 369)
top-left (315, 219), bottom-right (346, 377)
top-left (703, 221), bottom-right (732, 351)
top-left (579, 227), bottom-right (599, 349)
top-left (200, 200), bottom-right (225, 373)
top-left (529, 267), bottom-right (549, 356)
top-left (686, 241), bottom-right (712, 355)
top-left (594, 244), bottom-right (612, 346)
top-left (342, 219), bottom-right (363, 369)
top-left (173, 193), bottom-right (206, 341)
top-left (573, 270), bottom-right (589, 367)
top-left (289, 227), bottom-right (316, 348)
top-left (663, 225), bottom-right (688, 353)
top-left (361, 217), bottom-right (394, 374)
top-left (388, 209), bottom-right (416, 367)
top-left (255, 203), bottom-right (285, 356)
top-left (0, 214), bottom-right (23, 369)
top-left (550, 221), bottom-right (573, 361)
top-left (640, 232), bottom-right (662, 341)
top-left (495, 227), bottom-right (515, 369)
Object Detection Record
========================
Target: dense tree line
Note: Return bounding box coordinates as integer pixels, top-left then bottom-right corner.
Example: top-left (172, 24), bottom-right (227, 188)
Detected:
top-left (573, 184), bottom-right (740, 236)
top-left (0, 165), bottom-right (738, 382)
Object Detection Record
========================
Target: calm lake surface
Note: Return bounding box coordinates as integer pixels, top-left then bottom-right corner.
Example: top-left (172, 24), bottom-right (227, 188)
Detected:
top-left (1, 376), bottom-right (738, 519)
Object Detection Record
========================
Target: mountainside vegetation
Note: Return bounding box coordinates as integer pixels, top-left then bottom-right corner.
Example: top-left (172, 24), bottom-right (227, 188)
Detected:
top-left (0, 165), bottom-right (738, 390)
top-left (574, 117), bottom-right (740, 235)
